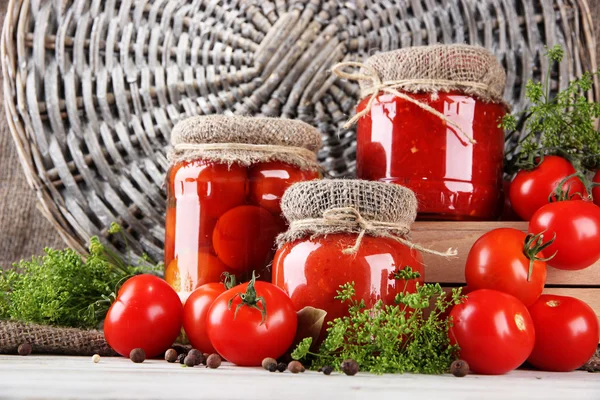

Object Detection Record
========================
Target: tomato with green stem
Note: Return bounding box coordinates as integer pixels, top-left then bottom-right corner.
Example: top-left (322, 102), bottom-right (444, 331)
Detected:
top-left (182, 273), bottom-right (237, 354)
top-left (449, 289), bottom-right (535, 375)
top-left (527, 294), bottom-right (599, 372)
top-left (206, 272), bottom-right (297, 366)
top-left (509, 156), bottom-right (585, 220)
top-left (529, 200), bottom-right (600, 270)
top-left (465, 228), bottom-right (551, 306)
top-left (104, 275), bottom-right (183, 358)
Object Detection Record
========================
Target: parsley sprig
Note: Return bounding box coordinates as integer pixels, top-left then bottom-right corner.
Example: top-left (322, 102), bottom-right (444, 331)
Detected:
top-left (291, 267), bottom-right (464, 374)
top-left (502, 45), bottom-right (600, 193)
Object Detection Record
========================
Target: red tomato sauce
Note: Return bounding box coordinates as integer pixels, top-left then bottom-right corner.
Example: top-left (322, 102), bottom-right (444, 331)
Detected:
top-left (356, 92), bottom-right (505, 220)
top-left (165, 159), bottom-right (319, 296)
top-left (273, 233), bottom-right (424, 341)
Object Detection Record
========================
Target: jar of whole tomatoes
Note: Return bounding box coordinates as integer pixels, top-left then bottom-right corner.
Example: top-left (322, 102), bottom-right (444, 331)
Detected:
top-left (165, 116), bottom-right (322, 299)
top-left (339, 45), bottom-right (507, 220)
top-left (273, 180), bottom-right (452, 340)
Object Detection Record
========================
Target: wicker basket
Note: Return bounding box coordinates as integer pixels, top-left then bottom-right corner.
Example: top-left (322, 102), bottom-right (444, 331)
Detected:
top-left (2, 0), bottom-right (597, 262)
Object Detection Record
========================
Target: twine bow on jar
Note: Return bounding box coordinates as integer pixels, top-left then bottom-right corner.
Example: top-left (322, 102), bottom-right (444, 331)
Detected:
top-left (289, 206), bottom-right (457, 257)
top-left (330, 61), bottom-right (494, 144)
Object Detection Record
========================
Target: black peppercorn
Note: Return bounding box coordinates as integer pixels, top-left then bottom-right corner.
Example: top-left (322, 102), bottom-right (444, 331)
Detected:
top-left (262, 357), bottom-right (277, 370)
top-left (288, 361), bottom-right (305, 373)
top-left (321, 365), bottom-right (333, 375)
top-left (172, 344), bottom-right (189, 355)
top-left (165, 349), bottom-right (178, 363)
top-left (18, 343), bottom-right (32, 356)
top-left (276, 362), bottom-right (287, 372)
top-left (188, 349), bottom-right (204, 365)
top-left (129, 348), bottom-right (146, 363)
top-left (206, 354), bottom-right (222, 369)
top-left (450, 359), bottom-right (469, 377)
top-left (177, 353), bottom-right (186, 364)
top-left (267, 363), bottom-right (278, 372)
top-left (341, 359), bottom-right (359, 376)
top-left (184, 355), bottom-right (196, 367)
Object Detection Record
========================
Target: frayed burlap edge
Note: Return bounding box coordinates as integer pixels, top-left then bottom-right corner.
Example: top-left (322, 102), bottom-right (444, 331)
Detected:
top-left (0, 320), bottom-right (117, 356)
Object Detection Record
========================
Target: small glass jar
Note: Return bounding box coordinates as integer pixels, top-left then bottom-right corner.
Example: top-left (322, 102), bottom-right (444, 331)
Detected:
top-left (272, 179), bottom-right (427, 341)
top-left (165, 116), bottom-right (322, 300)
top-left (353, 45), bottom-right (507, 220)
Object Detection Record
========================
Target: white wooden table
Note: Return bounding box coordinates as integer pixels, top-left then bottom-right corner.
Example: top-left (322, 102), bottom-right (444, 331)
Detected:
top-left (0, 355), bottom-right (598, 400)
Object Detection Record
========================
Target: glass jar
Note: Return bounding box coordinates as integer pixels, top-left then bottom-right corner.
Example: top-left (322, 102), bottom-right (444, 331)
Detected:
top-left (273, 233), bottom-right (423, 340)
top-left (356, 91), bottom-right (506, 220)
top-left (165, 116), bottom-right (322, 300)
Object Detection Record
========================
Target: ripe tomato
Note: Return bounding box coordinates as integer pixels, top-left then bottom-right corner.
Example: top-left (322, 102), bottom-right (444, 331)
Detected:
top-left (465, 228), bottom-right (547, 306)
top-left (449, 289), bottom-right (535, 375)
top-left (529, 200), bottom-right (600, 270)
top-left (183, 276), bottom-right (236, 354)
top-left (207, 275), bottom-right (297, 366)
top-left (104, 275), bottom-right (183, 358)
top-left (509, 156), bottom-right (585, 220)
top-left (593, 170), bottom-right (600, 207)
top-left (170, 160), bottom-right (248, 219)
top-left (165, 252), bottom-right (233, 294)
top-left (249, 162), bottom-right (320, 215)
top-left (527, 294), bottom-right (599, 372)
top-left (213, 205), bottom-right (281, 272)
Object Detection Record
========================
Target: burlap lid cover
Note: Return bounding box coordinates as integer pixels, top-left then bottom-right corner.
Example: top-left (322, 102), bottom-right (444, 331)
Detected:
top-left (169, 115), bottom-right (322, 170)
top-left (277, 179), bottom-right (455, 256)
top-left (358, 44), bottom-right (506, 103)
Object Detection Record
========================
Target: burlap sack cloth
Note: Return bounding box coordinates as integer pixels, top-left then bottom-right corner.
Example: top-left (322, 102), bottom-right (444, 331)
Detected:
top-left (0, 321), bottom-right (117, 356)
top-left (168, 115), bottom-right (321, 170)
top-left (331, 44), bottom-right (507, 142)
top-left (277, 179), bottom-right (455, 257)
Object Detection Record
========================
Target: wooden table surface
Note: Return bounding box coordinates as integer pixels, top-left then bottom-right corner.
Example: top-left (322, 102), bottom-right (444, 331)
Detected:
top-left (0, 356), bottom-right (598, 400)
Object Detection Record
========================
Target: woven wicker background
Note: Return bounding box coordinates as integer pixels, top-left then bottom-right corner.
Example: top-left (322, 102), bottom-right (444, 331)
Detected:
top-left (0, 0), bottom-right (599, 265)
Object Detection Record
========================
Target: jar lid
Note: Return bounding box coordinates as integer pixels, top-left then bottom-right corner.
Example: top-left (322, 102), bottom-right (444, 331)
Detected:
top-left (168, 115), bottom-right (322, 170)
top-left (358, 44), bottom-right (506, 103)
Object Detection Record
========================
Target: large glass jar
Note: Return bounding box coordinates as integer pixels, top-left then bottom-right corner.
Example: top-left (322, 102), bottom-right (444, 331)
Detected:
top-left (273, 233), bottom-right (423, 340)
top-left (165, 116), bottom-right (322, 300)
top-left (356, 91), bottom-right (506, 220)
top-left (346, 45), bottom-right (507, 220)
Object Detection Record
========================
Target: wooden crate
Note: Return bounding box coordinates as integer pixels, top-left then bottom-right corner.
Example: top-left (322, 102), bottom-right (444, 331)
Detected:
top-left (412, 222), bottom-right (600, 342)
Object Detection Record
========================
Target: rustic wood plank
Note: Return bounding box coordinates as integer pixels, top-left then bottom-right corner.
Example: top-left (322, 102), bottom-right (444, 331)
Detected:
top-left (0, 355), bottom-right (598, 400)
top-left (413, 221), bottom-right (600, 286)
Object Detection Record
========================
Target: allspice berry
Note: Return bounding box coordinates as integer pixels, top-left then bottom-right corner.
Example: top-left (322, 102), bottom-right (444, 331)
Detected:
top-left (165, 349), bottom-right (178, 363)
top-left (129, 348), bottom-right (146, 363)
top-left (92, 354), bottom-right (101, 363)
top-left (341, 359), bottom-right (359, 376)
top-left (18, 343), bottom-right (32, 356)
top-left (188, 349), bottom-right (204, 365)
top-left (262, 357), bottom-right (277, 370)
top-left (450, 359), bottom-right (469, 377)
top-left (276, 362), bottom-right (287, 372)
top-left (184, 355), bottom-right (196, 367)
top-left (206, 354), bottom-right (222, 369)
top-left (288, 361), bottom-right (305, 373)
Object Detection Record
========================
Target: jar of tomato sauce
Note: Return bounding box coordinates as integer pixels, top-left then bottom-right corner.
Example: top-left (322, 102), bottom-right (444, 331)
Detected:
top-left (165, 116), bottom-right (322, 299)
top-left (340, 45), bottom-right (507, 220)
top-left (273, 180), bottom-right (452, 340)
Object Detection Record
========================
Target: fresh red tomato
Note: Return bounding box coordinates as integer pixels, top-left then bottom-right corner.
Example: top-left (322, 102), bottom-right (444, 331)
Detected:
top-left (465, 228), bottom-right (547, 306)
top-left (249, 162), bottom-right (320, 215)
top-left (104, 275), bottom-right (183, 358)
top-left (593, 170), bottom-right (600, 207)
top-left (449, 289), bottom-right (535, 375)
top-left (527, 294), bottom-right (598, 372)
top-left (183, 283), bottom-right (228, 354)
top-left (170, 160), bottom-right (248, 219)
top-left (207, 275), bottom-right (297, 366)
top-left (509, 156), bottom-right (585, 220)
top-left (529, 200), bottom-right (600, 270)
top-left (165, 252), bottom-right (234, 293)
top-left (212, 205), bottom-right (280, 272)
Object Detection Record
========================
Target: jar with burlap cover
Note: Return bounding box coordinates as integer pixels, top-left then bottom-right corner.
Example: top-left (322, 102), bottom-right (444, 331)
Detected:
top-left (165, 115), bottom-right (322, 295)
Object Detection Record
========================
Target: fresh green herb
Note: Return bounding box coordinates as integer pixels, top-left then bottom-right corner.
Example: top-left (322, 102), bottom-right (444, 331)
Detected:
top-left (0, 229), bottom-right (160, 329)
top-left (502, 45), bottom-right (600, 186)
top-left (291, 267), bottom-right (464, 374)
